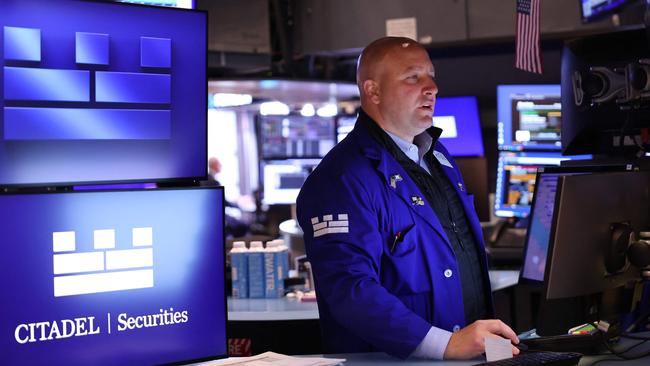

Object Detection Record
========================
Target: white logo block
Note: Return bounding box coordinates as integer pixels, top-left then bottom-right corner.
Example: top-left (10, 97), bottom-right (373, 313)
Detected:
top-left (53, 227), bottom-right (154, 297)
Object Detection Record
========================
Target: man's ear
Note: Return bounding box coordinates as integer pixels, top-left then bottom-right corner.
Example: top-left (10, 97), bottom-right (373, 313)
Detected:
top-left (363, 80), bottom-right (380, 104)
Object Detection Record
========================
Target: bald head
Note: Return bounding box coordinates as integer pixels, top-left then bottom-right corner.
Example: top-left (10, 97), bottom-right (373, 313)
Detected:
top-left (356, 37), bottom-right (425, 92)
top-left (355, 37), bottom-right (438, 142)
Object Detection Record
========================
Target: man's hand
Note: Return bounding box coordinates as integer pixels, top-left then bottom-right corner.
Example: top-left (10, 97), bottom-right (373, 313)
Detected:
top-left (443, 319), bottom-right (520, 360)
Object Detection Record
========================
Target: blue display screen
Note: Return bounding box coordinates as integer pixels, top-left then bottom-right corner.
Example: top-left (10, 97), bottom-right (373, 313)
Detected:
top-left (521, 173), bottom-right (565, 282)
top-left (0, 187), bottom-right (226, 366)
top-left (581, 0), bottom-right (633, 21)
top-left (433, 96), bottom-right (484, 157)
top-left (0, 0), bottom-right (206, 185)
top-left (497, 85), bottom-right (562, 152)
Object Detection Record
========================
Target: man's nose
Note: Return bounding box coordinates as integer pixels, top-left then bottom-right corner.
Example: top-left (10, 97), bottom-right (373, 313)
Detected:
top-left (424, 79), bottom-right (438, 96)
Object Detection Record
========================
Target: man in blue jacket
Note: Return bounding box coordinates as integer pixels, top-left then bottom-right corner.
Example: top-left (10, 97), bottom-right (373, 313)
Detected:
top-left (296, 37), bottom-right (520, 360)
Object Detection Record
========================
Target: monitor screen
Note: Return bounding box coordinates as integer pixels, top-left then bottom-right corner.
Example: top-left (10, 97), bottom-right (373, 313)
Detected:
top-left (521, 170), bottom-right (582, 282)
top-left (0, 187), bottom-right (226, 366)
top-left (580, 0), bottom-right (635, 21)
top-left (497, 85), bottom-right (562, 151)
top-left (258, 115), bottom-right (335, 159)
top-left (262, 159), bottom-right (319, 205)
top-left (117, 0), bottom-right (195, 9)
top-left (336, 114), bottom-right (356, 143)
top-left (0, 0), bottom-right (207, 186)
top-left (493, 151), bottom-right (591, 218)
top-left (433, 96), bottom-right (484, 157)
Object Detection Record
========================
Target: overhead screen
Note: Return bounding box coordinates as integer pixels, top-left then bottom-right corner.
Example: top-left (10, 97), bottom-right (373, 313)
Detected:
top-left (0, 187), bottom-right (227, 366)
top-left (580, 0), bottom-right (635, 21)
top-left (0, 0), bottom-right (207, 186)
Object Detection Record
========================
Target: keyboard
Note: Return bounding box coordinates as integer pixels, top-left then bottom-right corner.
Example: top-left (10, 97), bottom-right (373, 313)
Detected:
top-left (472, 351), bottom-right (583, 366)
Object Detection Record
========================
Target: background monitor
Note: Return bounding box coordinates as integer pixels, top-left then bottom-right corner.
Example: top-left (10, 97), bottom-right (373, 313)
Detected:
top-left (433, 96), bottom-right (484, 157)
top-left (580, 0), bottom-right (637, 21)
top-left (0, 0), bottom-right (207, 186)
top-left (0, 187), bottom-right (227, 366)
top-left (494, 151), bottom-right (574, 218)
top-left (497, 85), bottom-right (562, 152)
top-left (117, 0), bottom-right (195, 9)
top-left (262, 159), bottom-right (320, 205)
top-left (561, 27), bottom-right (650, 156)
top-left (336, 114), bottom-right (357, 143)
top-left (257, 115), bottom-right (335, 159)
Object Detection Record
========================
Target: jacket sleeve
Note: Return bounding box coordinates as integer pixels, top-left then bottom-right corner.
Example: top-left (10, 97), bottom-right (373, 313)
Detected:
top-left (297, 169), bottom-right (432, 359)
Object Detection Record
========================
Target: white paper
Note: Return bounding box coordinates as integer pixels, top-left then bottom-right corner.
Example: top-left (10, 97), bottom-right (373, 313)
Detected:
top-left (385, 17), bottom-right (417, 41)
top-left (485, 337), bottom-right (513, 362)
top-left (197, 352), bottom-right (345, 366)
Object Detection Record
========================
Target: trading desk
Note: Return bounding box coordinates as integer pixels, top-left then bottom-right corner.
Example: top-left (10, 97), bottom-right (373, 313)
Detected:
top-left (200, 349), bottom-right (650, 365)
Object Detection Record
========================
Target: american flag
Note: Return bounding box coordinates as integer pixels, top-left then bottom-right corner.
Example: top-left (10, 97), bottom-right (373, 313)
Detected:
top-left (515, 0), bottom-right (542, 74)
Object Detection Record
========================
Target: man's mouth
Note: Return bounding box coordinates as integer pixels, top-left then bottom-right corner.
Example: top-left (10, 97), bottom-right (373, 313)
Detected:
top-left (419, 103), bottom-right (433, 112)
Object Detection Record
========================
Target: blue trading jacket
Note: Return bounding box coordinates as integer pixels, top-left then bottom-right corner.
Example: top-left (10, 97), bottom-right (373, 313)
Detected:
top-left (296, 115), bottom-right (492, 359)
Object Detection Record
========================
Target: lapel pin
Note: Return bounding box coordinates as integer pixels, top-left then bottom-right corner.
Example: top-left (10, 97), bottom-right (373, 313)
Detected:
top-left (457, 182), bottom-right (465, 192)
top-left (411, 196), bottom-right (425, 206)
top-left (390, 174), bottom-right (403, 189)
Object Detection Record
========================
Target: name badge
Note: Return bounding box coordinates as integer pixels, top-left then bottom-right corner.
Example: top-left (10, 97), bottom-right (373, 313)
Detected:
top-left (433, 151), bottom-right (453, 168)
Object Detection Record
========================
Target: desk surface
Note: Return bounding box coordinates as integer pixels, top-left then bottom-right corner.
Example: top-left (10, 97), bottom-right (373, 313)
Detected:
top-left (200, 351), bottom-right (650, 366)
top-left (227, 270), bottom-right (519, 321)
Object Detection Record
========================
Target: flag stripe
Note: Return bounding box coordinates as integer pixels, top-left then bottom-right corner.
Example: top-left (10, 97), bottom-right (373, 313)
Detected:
top-left (515, 0), bottom-right (542, 74)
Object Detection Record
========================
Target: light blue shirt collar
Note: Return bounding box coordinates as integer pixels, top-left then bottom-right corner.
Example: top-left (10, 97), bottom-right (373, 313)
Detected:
top-left (384, 130), bottom-right (433, 166)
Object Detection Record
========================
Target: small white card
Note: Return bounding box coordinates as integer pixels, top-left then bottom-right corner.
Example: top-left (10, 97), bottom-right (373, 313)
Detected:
top-left (433, 150), bottom-right (453, 168)
top-left (485, 337), bottom-right (513, 362)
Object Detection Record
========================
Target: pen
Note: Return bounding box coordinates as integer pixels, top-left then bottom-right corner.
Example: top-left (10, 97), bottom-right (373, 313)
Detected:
top-left (390, 225), bottom-right (414, 253)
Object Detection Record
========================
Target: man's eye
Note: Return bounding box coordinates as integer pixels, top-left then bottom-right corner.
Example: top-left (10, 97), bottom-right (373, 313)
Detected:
top-left (406, 75), bottom-right (418, 81)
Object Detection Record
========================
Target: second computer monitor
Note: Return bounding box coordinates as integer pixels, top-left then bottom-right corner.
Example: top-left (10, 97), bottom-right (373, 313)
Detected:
top-left (433, 96), bottom-right (484, 157)
top-left (494, 151), bottom-right (578, 218)
top-left (497, 85), bottom-right (562, 152)
top-left (262, 159), bottom-right (320, 205)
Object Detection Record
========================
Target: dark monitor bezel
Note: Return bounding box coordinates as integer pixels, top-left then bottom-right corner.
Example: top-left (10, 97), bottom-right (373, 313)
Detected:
top-left (0, 185), bottom-right (229, 365)
top-left (518, 164), bottom-right (634, 287)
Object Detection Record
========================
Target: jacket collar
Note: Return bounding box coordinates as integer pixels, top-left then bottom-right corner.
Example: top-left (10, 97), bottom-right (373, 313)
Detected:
top-left (351, 109), bottom-right (451, 247)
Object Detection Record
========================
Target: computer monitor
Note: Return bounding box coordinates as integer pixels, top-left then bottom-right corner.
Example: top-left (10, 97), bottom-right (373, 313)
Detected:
top-left (0, 0), bottom-right (207, 186)
top-left (544, 171), bottom-right (648, 299)
top-left (262, 159), bottom-right (320, 205)
top-left (336, 114), bottom-right (357, 143)
top-left (580, 0), bottom-right (637, 21)
top-left (257, 115), bottom-right (336, 159)
top-left (497, 85), bottom-right (562, 152)
top-left (0, 187), bottom-right (227, 365)
top-left (432, 96), bottom-right (484, 157)
top-left (521, 169), bottom-right (649, 335)
top-left (117, 0), bottom-right (195, 9)
top-left (520, 165), bottom-right (630, 283)
top-left (561, 27), bottom-right (650, 156)
top-left (493, 151), bottom-right (586, 219)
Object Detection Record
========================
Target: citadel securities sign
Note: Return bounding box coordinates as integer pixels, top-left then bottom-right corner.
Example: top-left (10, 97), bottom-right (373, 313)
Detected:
top-left (14, 307), bottom-right (189, 344)
top-left (12, 226), bottom-right (189, 345)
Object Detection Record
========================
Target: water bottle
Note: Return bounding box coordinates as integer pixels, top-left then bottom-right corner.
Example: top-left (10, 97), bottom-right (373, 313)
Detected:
top-left (229, 241), bottom-right (249, 298)
top-left (264, 240), bottom-right (281, 298)
top-left (247, 241), bottom-right (266, 298)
